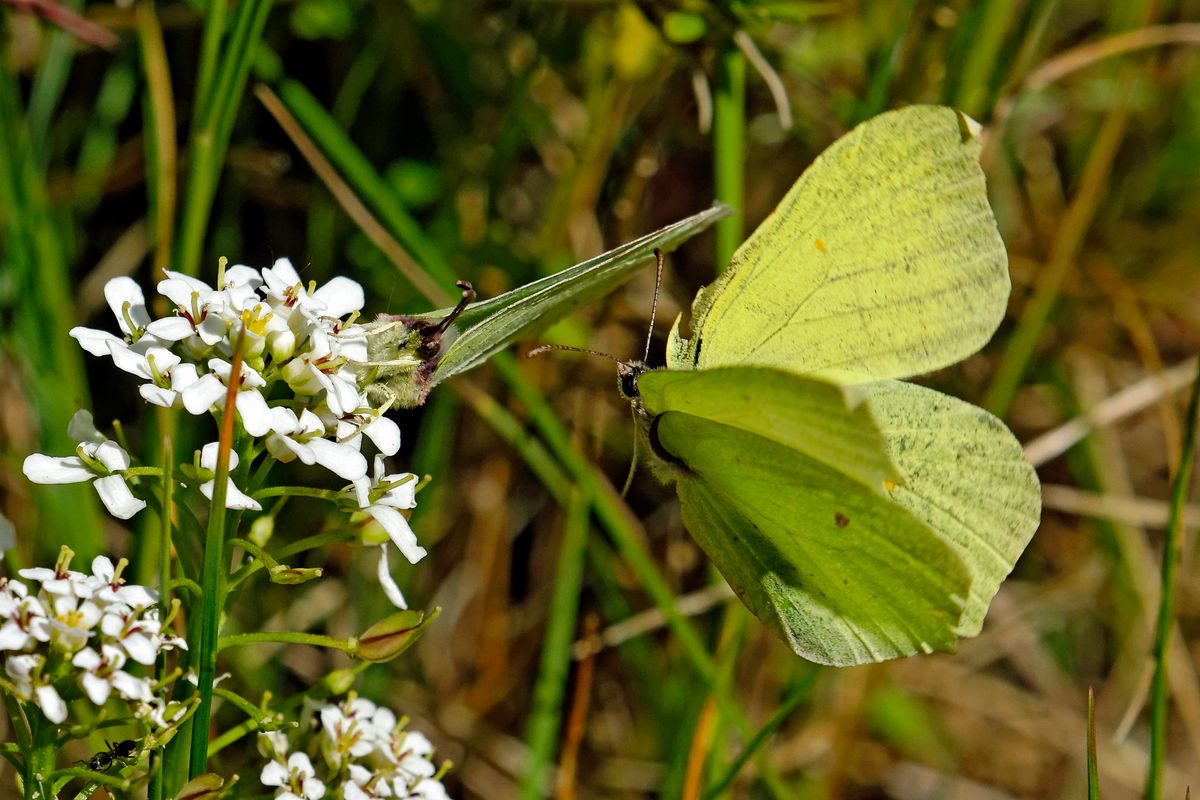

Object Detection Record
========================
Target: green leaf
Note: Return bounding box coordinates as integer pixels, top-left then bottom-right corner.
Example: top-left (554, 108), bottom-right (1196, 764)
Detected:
top-left (667, 105), bottom-right (1009, 383)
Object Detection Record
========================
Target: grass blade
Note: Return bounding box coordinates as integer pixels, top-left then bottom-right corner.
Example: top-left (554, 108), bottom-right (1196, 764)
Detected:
top-left (518, 490), bottom-right (589, 800)
top-left (1089, 687), bottom-right (1100, 800)
top-left (1144, 365), bottom-right (1200, 799)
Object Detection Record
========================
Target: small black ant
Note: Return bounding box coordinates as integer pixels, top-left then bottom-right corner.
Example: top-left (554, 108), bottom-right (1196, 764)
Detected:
top-left (81, 738), bottom-right (139, 772)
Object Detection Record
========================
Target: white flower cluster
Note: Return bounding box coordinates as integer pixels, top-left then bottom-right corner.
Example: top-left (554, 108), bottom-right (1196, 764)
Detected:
top-left (0, 550), bottom-right (185, 725)
top-left (259, 695), bottom-right (450, 800)
top-left (21, 260), bottom-right (428, 608)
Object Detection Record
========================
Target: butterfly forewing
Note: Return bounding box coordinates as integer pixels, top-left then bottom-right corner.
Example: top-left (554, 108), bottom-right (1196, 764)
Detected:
top-left (666, 105), bottom-right (1008, 383)
top-left (427, 203), bottom-right (731, 387)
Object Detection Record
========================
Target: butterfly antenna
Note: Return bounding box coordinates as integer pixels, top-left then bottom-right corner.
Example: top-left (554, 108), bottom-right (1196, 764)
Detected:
top-left (434, 280), bottom-right (476, 335)
top-left (643, 248), bottom-right (666, 362)
top-left (526, 343), bottom-right (625, 364)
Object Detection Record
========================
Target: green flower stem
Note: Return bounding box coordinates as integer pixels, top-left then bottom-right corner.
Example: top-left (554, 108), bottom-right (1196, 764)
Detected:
top-left (1145, 366), bottom-right (1200, 799)
top-left (217, 631), bottom-right (357, 655)
top-left (27, 714), bottom-right (56, 800)
top-left (207, 662), bottom-right (370, 758)
top-left (150, 434), bottom-right (174, 800)
top-left (225, 530), bottom-right (355, 596)
top-left (211, 687), bottom-right (271, 723)
top-left (168, 578), bottom-right (203, 597)
top-left (251, 486), bottom-right (347, 503)
top-left (188, 330), bottom-right (246, 778)
top-left (124, 467), bottom-right (164, 478)
top-left (227, 538), bottom-right (281, 572)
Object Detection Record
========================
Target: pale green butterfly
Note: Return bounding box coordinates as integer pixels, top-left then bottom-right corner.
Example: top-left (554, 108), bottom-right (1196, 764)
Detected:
top-left (356, 204), bottom-right (729, 409)
top-left (616, 105), bottom-right (1041, 666)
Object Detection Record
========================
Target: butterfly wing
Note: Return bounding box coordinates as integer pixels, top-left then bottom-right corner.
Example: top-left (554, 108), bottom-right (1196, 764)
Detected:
top-left (638, 367), bottom-right (971, 665)
top-left (863, 380), bottom-right (1041, 634)
top-left (666, 105), bottom-right (1007, 382)
top-left (424, 203), bottom-right (730, 387)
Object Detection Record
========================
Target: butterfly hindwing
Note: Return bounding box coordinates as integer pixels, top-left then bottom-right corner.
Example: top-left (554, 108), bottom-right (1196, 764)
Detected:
top-left (657, 410), bottom-right (969, 665)
top-left (666, 105), bottom-right (1008, 383)
top-left (862, 380), bottom-right (1041, 635)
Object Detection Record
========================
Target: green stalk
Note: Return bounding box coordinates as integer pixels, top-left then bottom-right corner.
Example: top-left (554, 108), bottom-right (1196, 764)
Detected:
top-left (187, 331), bottom-right (247, 777)
top-left (1088, 688), bottom-right (1100, 800)
top-left (149, 435), bottom-right (175, 800)
top-left (1144, 365), bottom-right (1200, 799)
top-left (217, 632), bottom-right (356, 654)
top-left (712, 43), bottom-right (745, 273)
top-left (26, 714), bottom-right (56, 800)
top-left (519, 491), bottom-right (590, 799)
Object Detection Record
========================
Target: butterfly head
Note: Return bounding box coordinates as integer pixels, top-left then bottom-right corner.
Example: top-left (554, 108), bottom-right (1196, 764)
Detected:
top-left (617, 359), bottom-right (650, 404)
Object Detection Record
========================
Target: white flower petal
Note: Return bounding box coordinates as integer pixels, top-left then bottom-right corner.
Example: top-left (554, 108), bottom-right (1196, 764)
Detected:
top-left (369, 506), bottom-right (426, 564)
top-left (270, 407), bottom-right (301, 435)
top-left (81, 671), bottom-right (112, 705)
top-left (67, 409), bottom-right (102, 443)
top-left (200, 479), bottom-right (261, 512)
top-left (112, 670), bottom-right (152, 702)
top-left (104, 277), bottom-right (150, 335)
top-left (92, 440), bottom-right (131, 472)
top-left (93, 475), bottom-right (146, 519)
top-left (301, 777), bottom-right (326, 799)
top-left (145, 316), bottom-right (196, 342)
top-left (23, 454), bottom-right (93, 484)
top-left (0, 622), bottom-right (31, 651)
top-left (197, 314), bottom-right (228, 346)
top-left (181, 374), bottom-right (227, 416)
top-left (122, 631), bottom-right (159, 665)
top-left (199, 442), bottom-right (241, 471)
top-left (377, 547), bottom-right (407, 610)
top-left (264, 258), bottom-right (302, 289)
top-left (235, 390), bottom-right (272, 437)
top-left (35, 684), bottom-right (68, 723)
top-left (70, 327), bottom-right (124, 357)
top-left (260, 760), bottom-right (289, 788)
top-left (225, 264), bottom-right (264, 288)
top-left (312, 276), bottom-right (365, 318)
top-left (139, 384), bottom-right (179, 408)
top-left (107, 341), bottom-right (154, 379)
top-left (362, 416), bottom-right (401, 457)
top-left (307, 439), bottom-right (367, 480)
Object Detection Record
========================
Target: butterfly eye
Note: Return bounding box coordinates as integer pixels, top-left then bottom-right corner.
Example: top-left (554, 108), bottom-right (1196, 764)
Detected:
top-left (618, 367), bottom-right (640, 400)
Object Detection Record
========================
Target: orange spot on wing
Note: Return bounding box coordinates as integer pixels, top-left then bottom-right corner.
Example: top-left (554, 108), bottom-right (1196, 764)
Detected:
top-left (883, 480), bottom-right (896, 492)
top-left (814, 237), bottom-right (827, 253)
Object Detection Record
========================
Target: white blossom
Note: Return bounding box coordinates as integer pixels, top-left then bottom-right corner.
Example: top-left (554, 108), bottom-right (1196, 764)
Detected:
top-left (261, 752), bottom-right (326, 800)
top-left (22, 410), bottom-right (147, 519)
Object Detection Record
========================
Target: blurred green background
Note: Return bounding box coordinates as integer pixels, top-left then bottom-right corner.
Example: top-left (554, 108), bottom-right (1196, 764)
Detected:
top-left (3, 1), bottom-right (1200, 797)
